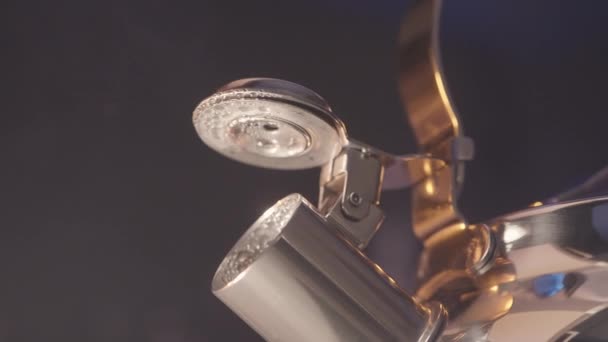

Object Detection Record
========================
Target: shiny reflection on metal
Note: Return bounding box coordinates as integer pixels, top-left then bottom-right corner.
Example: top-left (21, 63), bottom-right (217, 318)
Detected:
top-left (193, 78), bottom-right (347, 170)
top-left (194, 76), bottom-right (458, 249)
top-left (381, 154), bottom-right (447, 191)
top-left (312, 134), bottom-right (455, 248)
top-left (398, 0), bottom-right (474, 239)
top-left (333, 146), bottom-right (383, 221)
top-left (398, 0), bottom-right (462, 155)
top-left (212, 194), bottom-right (446, 342)
top-left (414, 197), bottom-right (608, 341)
top-left (410, 165), bottom-right (465, 239)
top-left (317, 143), bottom-right (385, 248)
top-left (197, 0), bottom-right (608, 339)
top-left (315, 141), bottom-right (446, 249)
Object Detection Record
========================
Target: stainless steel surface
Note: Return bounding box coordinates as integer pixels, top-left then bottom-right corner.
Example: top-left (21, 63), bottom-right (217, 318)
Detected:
top-left (414, 197), bottom-right (608, 341)
top-left (317, 144), bottom-right (385, 248)
top-left (193, 75), bottom-right (457, 251)
top-left (199, 1), bottom-right (608, 341)
top-left (332, 146), bottom-right (383, 221)
top-left (381, 154), bottom-right (447, 191)
top-left (316, 140), bottom-right (449, 248)
top-left (396, 2), bottom-right (608, 339)
top-left (193, 78), bottom-right (347, 170)
top-left (212, 194), bottom-right (445, 342)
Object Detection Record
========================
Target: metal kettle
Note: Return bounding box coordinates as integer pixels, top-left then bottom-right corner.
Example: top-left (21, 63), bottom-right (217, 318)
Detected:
top-left (193, 0), bottom-right (608, 341)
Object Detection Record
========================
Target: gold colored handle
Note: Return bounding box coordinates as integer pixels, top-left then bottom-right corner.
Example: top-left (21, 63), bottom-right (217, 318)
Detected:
top-left (398, 0), bottom-right (473, 238)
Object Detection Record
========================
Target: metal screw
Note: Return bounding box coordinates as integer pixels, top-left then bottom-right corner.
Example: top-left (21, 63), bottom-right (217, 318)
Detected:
top-left (348, 192), bottom-right (362, 207)
top-left (360, 148), bottom-right (371, 159)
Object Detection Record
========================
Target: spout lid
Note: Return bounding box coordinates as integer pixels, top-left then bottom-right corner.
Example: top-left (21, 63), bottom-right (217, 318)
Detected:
top-left (193, 78), bottom-right (346, 170)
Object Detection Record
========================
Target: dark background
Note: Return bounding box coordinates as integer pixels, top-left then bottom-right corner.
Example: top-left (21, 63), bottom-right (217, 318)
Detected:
top-left (2, 0), bottom-right (608, 341)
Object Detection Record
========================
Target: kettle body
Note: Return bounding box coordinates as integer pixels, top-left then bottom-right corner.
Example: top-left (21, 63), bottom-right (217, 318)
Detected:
top-left (192, 0), bottom-right (608, 340)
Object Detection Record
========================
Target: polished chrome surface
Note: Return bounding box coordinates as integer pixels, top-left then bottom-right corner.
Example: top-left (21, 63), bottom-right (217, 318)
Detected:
top-left (485, 197), bottom-right (608, 341)
top-left (317, 143), bottom-right (385, 248)
top-left (316, 140), bottom-right (448, 248)
top-left (193, 75), bottom-right (465, 253)
top-left (396, 2), bottom-right (608, 340)
top-left (414, 197), bottom-right (608, 341)
top-left (193, 78), bottom-right (347, 170)
top-left (198, 0), bottom-right (608, 340)
top-left (213, 194), bottom-right (446, 342)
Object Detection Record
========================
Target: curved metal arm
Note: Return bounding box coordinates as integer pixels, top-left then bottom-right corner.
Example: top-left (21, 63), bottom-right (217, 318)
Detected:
top-left (398, 0), bottom-right (474, 238)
